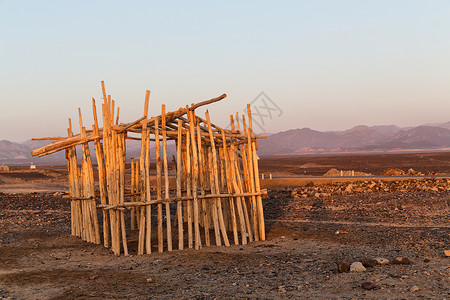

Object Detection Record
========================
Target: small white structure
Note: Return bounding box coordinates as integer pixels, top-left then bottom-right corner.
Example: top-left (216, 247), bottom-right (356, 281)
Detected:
top-left (0, 165), bottom-right (10, 172)
top-left (30, 163), bottom-right (36, 170)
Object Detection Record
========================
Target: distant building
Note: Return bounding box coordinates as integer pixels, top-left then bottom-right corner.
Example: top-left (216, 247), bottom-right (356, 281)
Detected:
top-left (30, 163), bottom-right (36, 170)
top-left (0, 165), bottom-right (9, 172)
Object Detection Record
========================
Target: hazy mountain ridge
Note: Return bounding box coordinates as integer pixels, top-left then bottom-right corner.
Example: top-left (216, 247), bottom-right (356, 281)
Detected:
top-left (0, 139), bottom-right (176, 165)
top-left (257, 122), bottom-right (450, 157)
top-left (1, 121), bottom-right (450, 164)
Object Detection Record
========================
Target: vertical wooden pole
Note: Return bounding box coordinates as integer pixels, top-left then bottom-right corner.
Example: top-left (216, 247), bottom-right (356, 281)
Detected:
top-left (230, 115), bottom-right (253, 243)
top-left (221, 131), bottom-right (239, 245)
top-left (206, 147), bottom-right (221, 246)
top-left (92, 99), bottom-right (109, 247)
top-left (185, 130), bottom-right (193, 249)
top-left (176, 119), bottom-right (184, 250)
top-left (130, 158), bottom-right (136, 230)
top-left (145, 122), bottom-right (152, 254)
top-left (188, 109), bottom-right (201, 250)
top-left (161, 105), bottom-right (173, 251)
top-left (197, 123), bottom-right (210, 247)
top-left (205, 110), bottom-right (230, 246)
top-left (137, 121), bottom-right (147, 255)
top-left (118, 131), bottom-right (128, 255)
top-left (155, 119), bottom-right (164, 252)
top-left (135, 160), bottom-right (140, 228)
top-left (247, 104), bottom-right (265, 241)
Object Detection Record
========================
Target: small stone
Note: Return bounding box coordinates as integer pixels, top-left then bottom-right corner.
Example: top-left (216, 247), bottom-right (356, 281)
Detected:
top-left (361, 282), bottom-right (376, 290)
top-left (89, 275), bottom-right (98, 280)
top-left (361, 258), bottom-right (377, 268)
top-left (444, 250), bottom-right (450, 257)
top-left (393, 257), bottom-right (411, 265)
top-left (423, 258), bottom-right (430, 263)
top-left (374, 257), bottom-right (389, 265)
top-left (278, 286), bottom-right (286, 293)
top-left (369, 275), bottom-right (386, 283)
top-left (410, 285), bottom-right (419, 292)
top-left (350, 262), bottom-right (367, 272)
top-left (345, 184), bottom-right (353, 193)
top-left (338, 261), bottom-right (350, 273)
top-left (146, 278), bottom-right (152, 282)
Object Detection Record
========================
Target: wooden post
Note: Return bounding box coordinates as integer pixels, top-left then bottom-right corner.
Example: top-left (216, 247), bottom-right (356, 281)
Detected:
top-left (197, 123), bottom-right (210, 247)
top-left (247, 104), bottom-right (265, 241)
top-left (176, 119), bottom-right (184, 250)
top-left (130, 157), bottom-right (136, 230)
top-left (188, 109), bottom-right (201, 250)
top-left (155, 119), bottom-right (164, 253)
top-left (185, 130), bottom-right (193, 249)
top-left (92, 98), bottom-right (109, 247)
top-left (144, 121), bottom-right (152, 254)
top-left (161, 105), bottom-right (173, 251)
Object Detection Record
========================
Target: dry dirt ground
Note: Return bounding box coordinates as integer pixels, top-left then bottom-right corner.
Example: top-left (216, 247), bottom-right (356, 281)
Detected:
top-left (0, 155), bottom-right (449, 299)
top-left (259, 152), bottom-right (450, 177)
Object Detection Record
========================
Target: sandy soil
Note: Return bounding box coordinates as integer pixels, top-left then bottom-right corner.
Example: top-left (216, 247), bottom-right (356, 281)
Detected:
top-left (0, 155), bottom-right (449, 299)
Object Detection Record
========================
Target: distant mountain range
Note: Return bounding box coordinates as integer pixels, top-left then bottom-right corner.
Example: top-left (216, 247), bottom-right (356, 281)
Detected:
top-left (0, 139), bottom-right (176, 166)
top-left (1, 121), bottom-right (450, 164)
top-left (257, 121), bottom-right (450, 157)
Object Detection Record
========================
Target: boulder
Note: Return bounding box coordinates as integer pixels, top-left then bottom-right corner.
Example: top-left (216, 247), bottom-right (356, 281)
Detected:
top-left (338, 261), bottom-right (350, 273)
top-left (350, 262), bottom-right (367, 272)
top-left (374, 257), bottom-right (389, 265)
top-left (393, 257), bottom-right (411, 265)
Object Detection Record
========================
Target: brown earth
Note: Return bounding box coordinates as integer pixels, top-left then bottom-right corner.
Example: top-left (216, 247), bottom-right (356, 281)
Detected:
top-left (259, 152), bottom-right (450, 176)
top-left (0, 153), bottom-right (449, 299)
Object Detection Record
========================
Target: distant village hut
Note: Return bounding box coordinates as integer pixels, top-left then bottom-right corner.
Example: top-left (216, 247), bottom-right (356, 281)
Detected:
top-left (31, 82), bottom-right (267, 256)
top-left (0, 165), bottom-right (10, 172)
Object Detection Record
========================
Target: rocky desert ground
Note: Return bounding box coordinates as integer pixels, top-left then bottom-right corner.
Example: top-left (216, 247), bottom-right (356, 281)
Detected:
top-left (0, 152), bottom-right (449, 299)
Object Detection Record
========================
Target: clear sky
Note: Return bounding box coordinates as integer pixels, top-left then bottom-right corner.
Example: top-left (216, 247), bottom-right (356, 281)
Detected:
top-left (1, 1), bottom-right (449, 142)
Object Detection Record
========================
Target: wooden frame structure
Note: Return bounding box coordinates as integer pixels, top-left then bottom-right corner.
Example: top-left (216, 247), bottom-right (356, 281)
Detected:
top-left (31, 82), bottom-right (267, 256)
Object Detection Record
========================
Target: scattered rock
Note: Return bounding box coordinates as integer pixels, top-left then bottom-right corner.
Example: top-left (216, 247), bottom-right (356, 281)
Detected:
top-left (323, 168), bottom-right (371, 177)
top-left (424, 258), bottom-right (430, 263)
top-left (410, 285), bottom-right (419, 292)
top-left (374, 257), bottom-right (389, 265)
top-left (393, 257), bottom-right (411, 265)
top-left (290, 178), bottom-right (449, 198)
top-left (350, 262), bottom-right (366, 272)
top-left (146, 278), bottom-right (152, 283)
top-left (381, 168), bottom-right (405, 176)
top-left (335, 231), bottom-right (348, 235)
top-left (369, 275), bottom-right (387, 283)
top-left (361, 258), bottom-right (377, 268)
top-left (345, 184), bottom-right (353, 193)
top-left (304, 181), bottom-right (314, 187)
top-left (338, 261), bottom-right (350, 273)
top-left (361, 282), bottom-right (376, 290)
top-left (278, 286), bottom-right (286, 293)
top-left (444, 250), bottom-right (450, 257)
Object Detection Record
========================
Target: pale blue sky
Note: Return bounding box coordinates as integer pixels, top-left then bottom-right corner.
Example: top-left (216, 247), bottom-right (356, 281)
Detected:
top-left (1, 1), bottom-right (449, 141)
